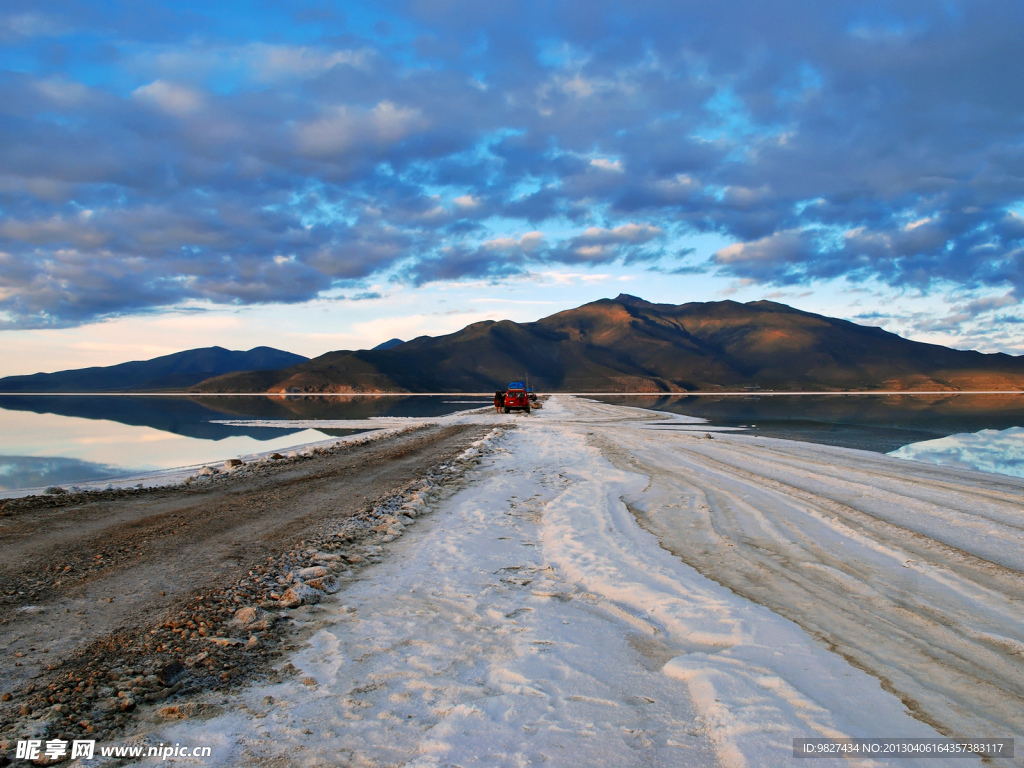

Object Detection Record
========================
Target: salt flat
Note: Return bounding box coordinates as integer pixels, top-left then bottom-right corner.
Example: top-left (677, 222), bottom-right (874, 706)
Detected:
top-left (134, 397), bottom-right (1023, 767)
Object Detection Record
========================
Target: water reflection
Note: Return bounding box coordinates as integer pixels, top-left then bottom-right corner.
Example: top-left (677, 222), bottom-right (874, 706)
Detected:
top-left (593, 393), bottom-right (1024, 453)
top-left (889, 426), bottom-right (1024, 479)
top-left (0, 394), bottom-right (492, 492)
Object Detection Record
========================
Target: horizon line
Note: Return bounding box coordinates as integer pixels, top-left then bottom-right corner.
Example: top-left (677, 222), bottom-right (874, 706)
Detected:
top-left (0, 390), bottom-right (1022, 397)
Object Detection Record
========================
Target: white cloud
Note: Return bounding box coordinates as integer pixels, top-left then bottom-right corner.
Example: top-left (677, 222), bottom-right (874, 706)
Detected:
top-left (249, 44), bottom-right (371, 82)
top-left (296, 101), bottom-right (427, 156)
top-left (131, 80), bottom-right (204, 116)
top-left (590, 157), bottom-right (623, 172)
top-left (482, 231), bottom-right (545, 252)
top-left (34, 77), bottom-right (95, 107)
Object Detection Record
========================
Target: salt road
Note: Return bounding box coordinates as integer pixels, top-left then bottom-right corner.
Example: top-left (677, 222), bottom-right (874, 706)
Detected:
top-left (133, 397), bottom-right (1023, 767)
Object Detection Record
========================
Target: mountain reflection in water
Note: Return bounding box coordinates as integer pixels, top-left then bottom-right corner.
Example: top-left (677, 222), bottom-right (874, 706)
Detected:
top-left (0, 394), bottom-right (492, 492)
top-left (593, 393), bottom-right (1024, 454)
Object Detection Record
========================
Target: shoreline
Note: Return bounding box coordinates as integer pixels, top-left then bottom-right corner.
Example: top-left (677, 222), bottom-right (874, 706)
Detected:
top-left (1, 389), bottom-right (1023, 396)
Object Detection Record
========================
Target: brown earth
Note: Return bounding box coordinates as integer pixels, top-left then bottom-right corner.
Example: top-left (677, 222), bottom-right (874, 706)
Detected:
top-left (0, 422), bottom-right (495, 754)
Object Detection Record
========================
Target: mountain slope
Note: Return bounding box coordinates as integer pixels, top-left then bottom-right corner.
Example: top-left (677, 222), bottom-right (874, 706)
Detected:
top-left (0, 346), bottom-right (309, 393)
top-left (191, 296), bottom-right (1024, 393)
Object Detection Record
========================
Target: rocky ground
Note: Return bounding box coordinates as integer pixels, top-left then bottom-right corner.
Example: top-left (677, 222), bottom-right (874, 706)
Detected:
top-left (0, 421), bottom-right (503, 763)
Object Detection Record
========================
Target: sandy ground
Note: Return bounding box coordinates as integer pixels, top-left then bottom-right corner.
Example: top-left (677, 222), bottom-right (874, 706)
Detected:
top-left (0, 422), bottom-right (493, 750)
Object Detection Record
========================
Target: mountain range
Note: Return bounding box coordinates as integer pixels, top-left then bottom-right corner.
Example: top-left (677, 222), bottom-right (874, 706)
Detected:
top-left (0, 346), bottom-right (308, 393)
top-left (191, 295), bottom-right (1024, 393)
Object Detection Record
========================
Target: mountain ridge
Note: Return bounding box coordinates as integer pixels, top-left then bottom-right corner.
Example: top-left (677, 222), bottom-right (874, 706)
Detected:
top-left (192, 296), bottom-right (1024, 393)
top-left (0, 346), bottom-right (309, 393)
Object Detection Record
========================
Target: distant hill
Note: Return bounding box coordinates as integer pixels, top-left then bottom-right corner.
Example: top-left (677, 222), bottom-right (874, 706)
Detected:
top-left (191, 296), bottom-right (1024, 393)
top-left (372, 338), bottom-right (405, 351)
top-left (0, 346), bottom-right (308, 393)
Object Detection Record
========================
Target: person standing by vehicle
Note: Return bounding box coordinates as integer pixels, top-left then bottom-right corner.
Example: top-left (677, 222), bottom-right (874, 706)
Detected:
top-left (494, 390), bottom-right (505, 413)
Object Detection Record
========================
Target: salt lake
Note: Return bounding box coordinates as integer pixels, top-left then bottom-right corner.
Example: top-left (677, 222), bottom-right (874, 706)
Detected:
top-left (2, 392), bottom-right (1023, 493)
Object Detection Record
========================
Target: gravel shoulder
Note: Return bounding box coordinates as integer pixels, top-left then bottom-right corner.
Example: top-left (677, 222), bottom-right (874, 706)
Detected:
top-left (0, 422), bottom-right (498, 754)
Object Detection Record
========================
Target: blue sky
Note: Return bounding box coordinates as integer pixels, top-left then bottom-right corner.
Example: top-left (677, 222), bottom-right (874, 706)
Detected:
top-left (1, 0), bottom-right (1023, 375)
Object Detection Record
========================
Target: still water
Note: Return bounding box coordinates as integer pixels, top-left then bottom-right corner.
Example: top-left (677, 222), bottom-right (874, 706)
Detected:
top-left (2, 393), bottom-right (1022, 492)
top-left (595, 393), bottom-right (1024, 479)
top-left (595, 393), bottom-right (1024, 452)
top-left (0, 394), bottom-right (493, 492)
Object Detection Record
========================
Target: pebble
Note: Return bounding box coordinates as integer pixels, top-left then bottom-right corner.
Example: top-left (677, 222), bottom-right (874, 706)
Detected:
top-left (1, 425), bottom-right (507, 748)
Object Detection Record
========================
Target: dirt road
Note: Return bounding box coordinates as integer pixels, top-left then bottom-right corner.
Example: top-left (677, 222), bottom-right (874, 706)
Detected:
top-left (0, 422), bottom-right (493, 747)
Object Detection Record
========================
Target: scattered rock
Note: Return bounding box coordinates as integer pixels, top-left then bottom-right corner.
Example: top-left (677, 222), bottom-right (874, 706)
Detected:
top-left (0, 424), bottom-right (506, 749)
top-left (207, 637), bottom-right (245, 647)
top-left (158, 702), bottom-right (221, 720)
top-left (312, 552), bottom-right (341, 563)
top-left (44, 486), bottom-right (67, 495)
top-left (229, 606), bottom-right (276, 631)
top-left (305, 575), bottom-right (341, 594)
top-left (157, 661), bottom-right (186, 686)
top-left (278, 583), bottom-right (325, 608)
top-left (143, 682), bottom-right (183, 704)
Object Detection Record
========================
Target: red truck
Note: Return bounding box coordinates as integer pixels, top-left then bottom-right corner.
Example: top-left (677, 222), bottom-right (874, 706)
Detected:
top-left (503, 381), bottom-right (531, 413)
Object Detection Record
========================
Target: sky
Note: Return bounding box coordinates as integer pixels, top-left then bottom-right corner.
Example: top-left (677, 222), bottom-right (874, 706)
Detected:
top-left (1, 0), bottom-right (1023, 376)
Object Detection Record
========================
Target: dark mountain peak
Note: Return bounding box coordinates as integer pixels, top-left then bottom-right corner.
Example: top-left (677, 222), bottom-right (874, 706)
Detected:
top-left (189, 294), bottom-right (1024, 394)
top-left (0, 346), bottom-right (308, 393)
top-left (745, 299), bottom-right (791, 310)
top-left (372, 338), bottom-right (405, 351)
top-left (613, 293), bottom-right (649, 305)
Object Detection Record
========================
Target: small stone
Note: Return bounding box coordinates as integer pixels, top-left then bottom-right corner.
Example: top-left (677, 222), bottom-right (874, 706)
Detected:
top-left (295, 566), bottom-right (328, 580)
top-left (157, 661), bottom-right (186, 686)
top-left (305, 575), bottom-right (341, 594)
top-left (0, 693), bottom-right (10, 702)
top-left (278, 583), bottom-right (325, 609)
top-left (229, 606), bottom-right (275, 631)
top-left (224, 458), bottom-right (244, 469)
top-left (208, 636), bottom-right (244, 647)
top-left (262, 695), bottom-right (274, 706)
